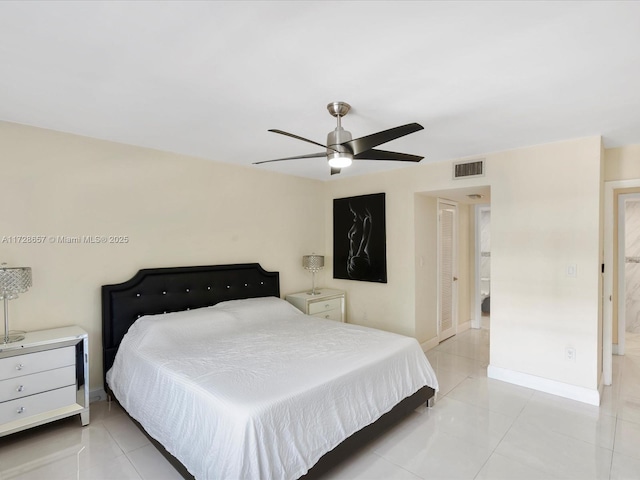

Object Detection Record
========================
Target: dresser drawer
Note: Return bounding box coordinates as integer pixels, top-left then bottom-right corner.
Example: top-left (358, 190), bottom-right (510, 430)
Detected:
top-left (308, 297), bottom-right (342, 315)
top-left (0, 385), bottom-right (76, 425)
top-left (0, 347), bottom-right (75, 381)
top-left (0, 366), bottom-right (75, 403)
top-left (311, 309), bottom-right (342, 322)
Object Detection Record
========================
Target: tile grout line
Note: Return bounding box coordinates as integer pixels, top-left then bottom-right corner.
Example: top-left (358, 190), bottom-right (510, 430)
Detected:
top-left (608, 417), bottom-right (617, 480)
top-left (470, 382), bottom-right (537, 480)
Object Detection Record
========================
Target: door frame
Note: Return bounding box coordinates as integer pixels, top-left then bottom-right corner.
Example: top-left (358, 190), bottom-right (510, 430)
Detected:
top-left (617, 192), bottom-right (640, 356)
top-left (473, 204), bottom-right (491, 329)
top-left (437, 199), bottom-right (459, 341)
top-left (604, 179), bottom-right (640, 386)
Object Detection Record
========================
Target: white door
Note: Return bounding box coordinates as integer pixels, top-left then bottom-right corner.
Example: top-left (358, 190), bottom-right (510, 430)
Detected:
top-left (438, 200), bottom-right (458, 342)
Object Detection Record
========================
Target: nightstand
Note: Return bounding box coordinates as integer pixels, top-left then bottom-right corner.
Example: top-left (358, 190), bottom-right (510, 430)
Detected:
top-left (0, 326), bottom-right (90, 437)
top-left (286, 289), bottom-right (346, 322)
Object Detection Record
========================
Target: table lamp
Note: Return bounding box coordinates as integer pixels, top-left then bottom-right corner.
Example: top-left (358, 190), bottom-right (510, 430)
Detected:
top-left (302, 254), bottom-right (324, 295)
top-left (0, 265), bottom-right (32, 344)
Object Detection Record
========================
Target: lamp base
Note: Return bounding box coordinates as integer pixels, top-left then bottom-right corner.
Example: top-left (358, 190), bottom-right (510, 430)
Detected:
top-left (2, 332), bottom-right (25, 344)
top-left (306, 290), bottom-right (322, 296)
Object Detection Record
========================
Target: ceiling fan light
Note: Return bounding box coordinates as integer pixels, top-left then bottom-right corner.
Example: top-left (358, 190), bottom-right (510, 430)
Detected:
top-left (328, 154), bottom-right (353, 168)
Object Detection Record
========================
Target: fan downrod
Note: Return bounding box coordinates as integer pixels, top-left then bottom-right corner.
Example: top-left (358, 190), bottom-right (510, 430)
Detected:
top-left (327, 102), bottom-right (350, 118)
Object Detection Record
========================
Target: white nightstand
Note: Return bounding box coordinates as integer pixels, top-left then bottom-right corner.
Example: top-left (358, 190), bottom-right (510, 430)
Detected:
top-left (0, 326), bottom-right (90, 437)
top-left (286, 289), bottom-right (346, 322)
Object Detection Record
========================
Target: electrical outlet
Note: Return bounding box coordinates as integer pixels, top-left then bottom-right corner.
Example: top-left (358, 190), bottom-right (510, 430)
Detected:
top-left (565, 347), bottom-right (576, 362)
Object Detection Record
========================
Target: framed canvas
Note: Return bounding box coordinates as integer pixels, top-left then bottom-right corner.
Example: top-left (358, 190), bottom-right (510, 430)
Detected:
top-left (333, 192), bottom-right (387, 283)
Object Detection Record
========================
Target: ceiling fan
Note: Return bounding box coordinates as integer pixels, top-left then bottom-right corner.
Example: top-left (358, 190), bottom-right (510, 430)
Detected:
top-left (254, 102), bottom-right (425, 175)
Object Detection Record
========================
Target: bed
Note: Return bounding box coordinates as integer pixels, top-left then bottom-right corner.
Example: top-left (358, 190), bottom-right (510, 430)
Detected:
top-left (102, 263), bottom-right (438, 479)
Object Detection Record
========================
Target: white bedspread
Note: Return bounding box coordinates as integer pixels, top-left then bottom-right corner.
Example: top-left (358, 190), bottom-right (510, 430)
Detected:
top-left (106, 297), bottom-right (438, 480)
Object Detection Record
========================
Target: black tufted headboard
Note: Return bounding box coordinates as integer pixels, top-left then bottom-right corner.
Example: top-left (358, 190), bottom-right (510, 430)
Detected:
top-left (102, 263), bottom-right (279, 389)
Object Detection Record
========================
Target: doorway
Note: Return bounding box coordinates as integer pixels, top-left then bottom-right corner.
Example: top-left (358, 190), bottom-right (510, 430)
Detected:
top-left (603, 179), bottom-right (640, 386)
top-left (414, 186), bottom-right (490, 350)
top-left (619, 193), bottom-right (640, 356)
top-left (473, 205), bottom-right (491, 330)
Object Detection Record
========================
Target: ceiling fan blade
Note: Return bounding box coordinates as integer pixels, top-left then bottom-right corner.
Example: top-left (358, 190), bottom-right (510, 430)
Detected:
top-left (342, 123), bottom-right (424, 156)
top-left (269, 129), bottom-right (339, 153)
top-left (253, 152), bottom-right (326, 165)
top-left (330, 167), bottom-right (341, 175)
top-left (354, 148), bottom-right (423, 162)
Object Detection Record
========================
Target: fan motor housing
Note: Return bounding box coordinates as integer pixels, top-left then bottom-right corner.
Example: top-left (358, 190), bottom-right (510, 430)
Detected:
top-left (326, 127), bottom-right (352, 152)
top-left (326, 127), bottom-right (354, 164)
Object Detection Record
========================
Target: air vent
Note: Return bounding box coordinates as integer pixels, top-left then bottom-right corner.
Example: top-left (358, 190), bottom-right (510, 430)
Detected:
top-left (453, 159), bottom-right (485, 179)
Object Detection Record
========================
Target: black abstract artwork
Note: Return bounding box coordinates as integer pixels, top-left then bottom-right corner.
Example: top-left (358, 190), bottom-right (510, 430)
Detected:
top-left (333, 193), bottom-right (387, 283)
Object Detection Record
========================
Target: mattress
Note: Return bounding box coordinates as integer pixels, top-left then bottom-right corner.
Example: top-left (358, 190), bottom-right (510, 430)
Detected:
top-left (106, 296), bottom-right (438, 479)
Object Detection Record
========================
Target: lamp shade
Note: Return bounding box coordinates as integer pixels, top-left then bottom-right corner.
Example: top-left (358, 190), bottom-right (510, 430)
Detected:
top-left (302, 255), bottom-right (324, 272)
top-left (0, 266), bottom-right (32, 300)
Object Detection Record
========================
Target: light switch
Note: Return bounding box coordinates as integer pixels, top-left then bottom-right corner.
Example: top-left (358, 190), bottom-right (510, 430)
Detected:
top-left (567, 264), bottom-right (577, 278)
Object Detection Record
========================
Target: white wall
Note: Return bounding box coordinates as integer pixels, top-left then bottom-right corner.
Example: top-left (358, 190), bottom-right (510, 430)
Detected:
top-left (0, 121), bottom-right (325, 393)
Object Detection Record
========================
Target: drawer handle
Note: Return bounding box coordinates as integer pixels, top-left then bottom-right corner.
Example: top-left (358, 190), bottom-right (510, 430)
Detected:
top-left (16, 407), bottom-right (26, 414)
top-left (16, 363), bottom-right (24, 371)
top-left (325, 304), bottom-right (331, 308)
top-left (16, 385), bottom-right (24, 392)
top-left (325, 315), bottom-right (330, 318)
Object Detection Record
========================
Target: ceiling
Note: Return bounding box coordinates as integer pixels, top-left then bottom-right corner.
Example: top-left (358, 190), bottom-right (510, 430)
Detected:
top-left (1, 1), bottom-right (639, 181)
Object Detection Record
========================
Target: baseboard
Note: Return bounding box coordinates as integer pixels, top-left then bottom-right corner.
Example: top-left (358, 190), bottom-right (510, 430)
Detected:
top-left (487, 365), bottom-right (600, 406)
top-left (457, 320), bottom-right (471, 333)
top-left (421, 336), bottom-right (439, 352)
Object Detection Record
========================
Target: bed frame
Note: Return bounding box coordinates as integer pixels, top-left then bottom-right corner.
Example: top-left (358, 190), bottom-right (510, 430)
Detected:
top-left (102, 263), bottom-right (435, 479)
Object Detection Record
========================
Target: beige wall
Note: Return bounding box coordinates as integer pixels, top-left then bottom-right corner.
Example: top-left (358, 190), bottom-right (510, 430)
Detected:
top-left (489, 138), bottom-right (602, 390)
top-left (324, 160), bottom-right (484, 342)
top-left (0, 121), bottom-right (325, 393)
top-left (325, 136), bottom-right (603, 395)
top-left (605, 145), bottom-right (640, 181)
top-left (414, 194), bottom-right (438, 343)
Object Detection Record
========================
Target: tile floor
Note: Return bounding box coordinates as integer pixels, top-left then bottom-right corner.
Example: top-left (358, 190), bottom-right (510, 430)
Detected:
top-left (1, 324), bottom-right (639, 480)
